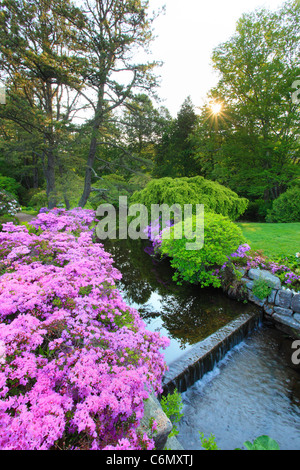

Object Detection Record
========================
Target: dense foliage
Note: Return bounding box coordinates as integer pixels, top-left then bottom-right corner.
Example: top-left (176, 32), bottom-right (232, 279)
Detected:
top-left (266, 187), bottom-right (300, 223)
top-left (194, 0), bottom-right (300, 206)
top-left (0, 208), bottom-right (169, 450)
top-left (0, 176), bottom-right (21, 199)
top-left (131, 176), bottom-right (248, 221)
top-left (0, 1), bottom-right (299, 219)
top-left (156, 212), bottom-right (246, 288)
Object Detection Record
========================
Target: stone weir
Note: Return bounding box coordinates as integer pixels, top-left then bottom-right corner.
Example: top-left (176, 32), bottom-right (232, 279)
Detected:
top-left (161, 310), bottom-right (263, 396)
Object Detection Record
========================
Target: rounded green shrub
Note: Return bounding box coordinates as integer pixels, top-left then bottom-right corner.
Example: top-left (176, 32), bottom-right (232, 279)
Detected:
top-left (266, 187), bottom-right (300, 223)
top-left (130, 176), bottom-right (248, 221)
top-left (28, 190), bottom-right (48, 210)
top-left (0, 176), bottom-right (22, 199)
top-left (160, 211), bottom-right (246, 287)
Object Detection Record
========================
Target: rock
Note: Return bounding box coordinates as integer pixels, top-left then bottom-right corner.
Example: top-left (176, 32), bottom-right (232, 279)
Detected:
top-left (291, 294), bottom-right (300, 314)
top-left (268, 289), bottom-right (278, 304)
top-left (294, 313), bottom-right (300, 324)
top-left (164, 435), bottom-right (185, 450)
top-left (274, 306), bottom-right (293, 317)
top-left (245, 280), bottom-right (254, 290)
top-left (273, 313), bottom-right (300, 338)
top-left (248, 269), bottom-right (281, 289)
top-left (138, 394), bottom-right (173, 450)
top-left (264, 304), bottom-right (274, 316)
top-left (248, 291), bottom-right (265, 307)
top-left (275, 290), bottom-right (293, 309)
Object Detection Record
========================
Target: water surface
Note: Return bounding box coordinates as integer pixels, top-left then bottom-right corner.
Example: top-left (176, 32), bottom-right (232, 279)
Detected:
top-left (103, 238), bottom-right (300, 450)
top-left (103, 238), bottom-right (261, 364)
top-left (177, 326), bottom-right (300, 450)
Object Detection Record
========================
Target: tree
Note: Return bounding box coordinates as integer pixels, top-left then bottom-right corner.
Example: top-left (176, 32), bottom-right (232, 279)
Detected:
top-left (122, 93), bottom-right (171, 163)
top-left (154, 97), bottom-right (200, 178)
top-left (77, 0), bottom-right (161, 207)
top-left (130, 176), bottom-right (248, 221)
top-left (0, 0), bottom-right (86, 207)
top-left (0, 118), bottom-right (44, 198)
top-left (200, 0), bottom-right (300, 202)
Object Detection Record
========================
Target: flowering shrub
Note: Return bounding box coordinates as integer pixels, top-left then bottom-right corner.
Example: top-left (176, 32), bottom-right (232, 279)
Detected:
top-left (0, 190), bottom-right (21, 216)
top-left (0, 209), bottom-right (169, 450)
top-left (219, 244), bottom-right (300, 291)
top-left (143, 217), bottom-right (174, 256)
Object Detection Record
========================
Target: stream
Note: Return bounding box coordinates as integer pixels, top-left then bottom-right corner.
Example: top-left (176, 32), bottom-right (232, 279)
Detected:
top-left (103, 237), bottom-right (300, 450)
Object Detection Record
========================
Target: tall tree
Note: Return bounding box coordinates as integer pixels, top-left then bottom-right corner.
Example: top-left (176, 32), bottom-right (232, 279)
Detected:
top-left (122, 94), bottom-right (171, 160)
top-left (0, 0), bottom-right (86, 207)
top-left (206, 0), bottom-right (300, 201)
top-left (154, 96), bottom-right (200, 178)
top-left (77, 0), bottom-right (161, 207)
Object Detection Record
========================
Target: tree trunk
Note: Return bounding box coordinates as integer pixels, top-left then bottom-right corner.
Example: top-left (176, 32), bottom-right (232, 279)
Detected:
top-left (46, 147), bottom-right (57, 209)
top-left (78, 89), bottom-right (104, 208)
top-left (32, 153), bottom-right (39, 189)
top-left (45, 80), bottom-right (57, 209)
top-left (78, 133), bottom-right (98, 208)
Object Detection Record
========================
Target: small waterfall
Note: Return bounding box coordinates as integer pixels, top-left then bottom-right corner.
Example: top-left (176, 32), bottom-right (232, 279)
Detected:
top-left (162, 310), bottom-right (263, 396)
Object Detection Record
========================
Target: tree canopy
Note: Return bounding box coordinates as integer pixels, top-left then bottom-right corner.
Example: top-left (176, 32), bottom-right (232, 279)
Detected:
top-left (192, 0), bottom-right (300, 204)
top-left (130, 176), bottom-right (249, 221)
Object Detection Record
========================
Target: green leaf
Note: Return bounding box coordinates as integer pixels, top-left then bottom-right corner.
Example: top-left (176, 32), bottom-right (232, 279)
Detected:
top-left (244, 436), bottom-right (280, 450)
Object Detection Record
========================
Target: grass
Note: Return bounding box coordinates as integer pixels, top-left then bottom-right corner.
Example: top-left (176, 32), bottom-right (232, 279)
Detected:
top-left (237, 222), bottom-right (300, 258)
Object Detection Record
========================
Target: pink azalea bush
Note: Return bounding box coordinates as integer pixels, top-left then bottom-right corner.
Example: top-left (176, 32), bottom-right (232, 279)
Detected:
top-left (0, 208), bottom-right (169, 450)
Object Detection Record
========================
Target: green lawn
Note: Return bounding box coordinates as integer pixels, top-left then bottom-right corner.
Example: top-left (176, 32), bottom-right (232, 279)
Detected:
top-left (237, 222), bottom-right (300, 258)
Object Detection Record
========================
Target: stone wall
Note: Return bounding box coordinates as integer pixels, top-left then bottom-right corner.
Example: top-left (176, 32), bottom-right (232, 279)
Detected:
top-left (142, 268), bottom-right (300, 451)
top-left (239, 268), bottom-right (300, 339)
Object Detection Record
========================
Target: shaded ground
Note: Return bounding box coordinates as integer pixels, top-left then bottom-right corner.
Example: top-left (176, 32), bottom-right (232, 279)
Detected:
top-left (15, 212), bottom-right (36, 223)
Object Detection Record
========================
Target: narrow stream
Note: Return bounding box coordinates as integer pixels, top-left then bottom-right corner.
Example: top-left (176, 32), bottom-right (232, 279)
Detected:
top-left (103, 238), bottom-right (261, 364)
top-left (178, 326), bottom-right (300, 450)
top-left (103, 238), bottom-right (300, 450)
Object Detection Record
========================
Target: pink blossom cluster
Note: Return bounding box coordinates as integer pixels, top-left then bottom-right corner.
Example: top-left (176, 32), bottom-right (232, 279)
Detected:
top-left (0, 209), bottom-right (169, 450)
top-left (143, 218), bottom-right (174, 256)
top-left (221, 244), bottom-right (300, 288)
top-left (31, 207), bottom-right (97, 234)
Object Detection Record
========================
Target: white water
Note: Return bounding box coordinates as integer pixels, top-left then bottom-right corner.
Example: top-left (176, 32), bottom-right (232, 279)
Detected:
top-left (178, 326), bottom-right (300, 450)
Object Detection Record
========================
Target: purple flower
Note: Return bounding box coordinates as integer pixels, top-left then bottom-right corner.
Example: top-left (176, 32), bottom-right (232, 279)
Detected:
top-left (0, 208), bottom-right (170, 450)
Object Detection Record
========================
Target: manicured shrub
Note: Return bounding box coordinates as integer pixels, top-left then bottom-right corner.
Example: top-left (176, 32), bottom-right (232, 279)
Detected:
top-left (158, 212), bottom-right (246, 288)
top-left (266, 187), bottom-right (300, 223)
top-left (130, 176), bottom-right (248, 221)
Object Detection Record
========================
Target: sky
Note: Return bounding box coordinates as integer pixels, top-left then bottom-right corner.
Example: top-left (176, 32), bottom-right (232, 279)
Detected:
top-left (146, 0), bottom-right (287, 116)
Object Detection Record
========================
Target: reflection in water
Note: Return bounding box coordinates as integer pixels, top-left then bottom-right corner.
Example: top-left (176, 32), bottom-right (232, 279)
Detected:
top-left (177, 326), bottom-right (300, 450)
top-left (103, 238), bottom-right (261, 362)
top-left (102, 238), bottom-right (300, 449)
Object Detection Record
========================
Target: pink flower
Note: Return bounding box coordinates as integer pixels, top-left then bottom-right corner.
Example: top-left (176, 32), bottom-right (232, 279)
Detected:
top-left (0, 208), bottom-right (169, 450)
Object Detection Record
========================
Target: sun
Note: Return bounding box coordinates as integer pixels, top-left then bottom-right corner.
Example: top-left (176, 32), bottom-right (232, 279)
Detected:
top-left (210, 101), bottom-right (223, 115)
